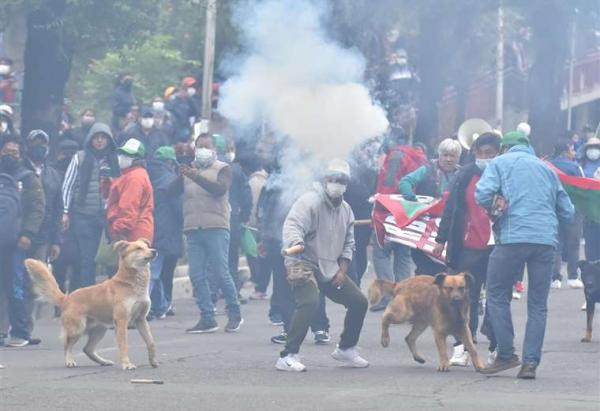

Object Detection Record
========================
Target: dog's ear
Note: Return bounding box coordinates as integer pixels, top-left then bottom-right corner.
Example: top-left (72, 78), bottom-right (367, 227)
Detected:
top-left (461, 272), bottom-right (474, 287)
top-left (434, 273), bottom-right (447, 287)
top-left (139, 238), bottom-right (152, 247)
top-left (113, 240), bottom-right (129, 255)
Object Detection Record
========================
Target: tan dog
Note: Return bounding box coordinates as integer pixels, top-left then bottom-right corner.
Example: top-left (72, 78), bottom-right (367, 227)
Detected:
top-left (25, 239), bottom-right (158, 370)
top-left (369, 273), bottom-right (483, 372)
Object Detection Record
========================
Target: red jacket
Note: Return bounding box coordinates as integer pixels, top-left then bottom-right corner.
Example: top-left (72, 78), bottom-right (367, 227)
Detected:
top-left (107, 166), bottom-right (154, 243)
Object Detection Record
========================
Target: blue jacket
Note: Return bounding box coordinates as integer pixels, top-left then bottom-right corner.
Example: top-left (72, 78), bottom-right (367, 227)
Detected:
top-left (551, 155), bottom-right (583, 177)
top-left (581, 159), bottom-right (600, 179)
top-left (475, 145), bottom-right (574, 247)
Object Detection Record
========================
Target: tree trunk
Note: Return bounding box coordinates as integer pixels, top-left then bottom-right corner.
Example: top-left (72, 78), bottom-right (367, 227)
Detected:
top-left (21, 0), bottom-right (71, 154)
top-left (526, 1), bottom-right (570, 156)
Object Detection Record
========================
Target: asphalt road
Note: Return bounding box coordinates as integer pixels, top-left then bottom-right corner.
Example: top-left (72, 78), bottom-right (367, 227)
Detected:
top-left (1, 280), bottom-right (598, 411)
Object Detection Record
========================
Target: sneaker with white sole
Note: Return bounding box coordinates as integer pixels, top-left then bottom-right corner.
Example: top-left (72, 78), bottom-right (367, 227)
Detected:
top-left (512, 291), bottom-right (521, 300)
top-left (551, 279), bottom-right (562, 289)
top-left (581, 302), bottom-right (587, 311)
top-left (449, 344), bottom-right (470, 366)
top-left (7, 337), bottom-right (29, 347)
top-left (276, 354), bottom-right (306, 372)
top-left (487, 350), bottom-right (498, 366)
top-left (567, 278), bottom-right (584, 289)
top-left (331, 346), bottom-right (369, 368)
top-left (314, 330), bottom-right (330, 345)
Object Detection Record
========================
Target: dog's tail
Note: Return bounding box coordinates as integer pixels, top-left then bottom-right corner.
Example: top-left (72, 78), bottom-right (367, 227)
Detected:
top-left (368, 279), bottom-right (397, 305)
top-left (24, 259), bottom-right (66, 308)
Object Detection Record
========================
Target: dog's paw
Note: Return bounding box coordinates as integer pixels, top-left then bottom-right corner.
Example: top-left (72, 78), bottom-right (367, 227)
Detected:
top-left (437, 362), bottom-right (450, 372)
top-left (150, 360), bottom-right (159, 368)
top-left (381, 335), bottom-right (390, 348)
top-left (581, 337), bottom-right (592, 343)
top-left (65, 360), bottom-right (77, 368)
top-left (121, 362), bottom-right (137, 371)
top-left (413, 355), bottom-right (425, 364)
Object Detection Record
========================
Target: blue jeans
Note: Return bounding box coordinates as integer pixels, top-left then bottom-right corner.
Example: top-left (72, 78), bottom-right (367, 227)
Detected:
top-left (186, 228), bottom-right (240, 321)
top-left (372, 239), bottom-right (412, 282)
top-left (486, 243), bottom-right (555, 366)
top-left (149, 254), bottom-right (169, 316)
top-left (71, 213), bottom-right (104, 290)
top-left (0, 248), bottom-right (33, 340)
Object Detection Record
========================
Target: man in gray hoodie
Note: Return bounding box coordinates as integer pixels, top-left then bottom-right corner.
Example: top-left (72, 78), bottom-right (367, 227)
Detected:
top-left (276, 159), bottom-right (369, 372)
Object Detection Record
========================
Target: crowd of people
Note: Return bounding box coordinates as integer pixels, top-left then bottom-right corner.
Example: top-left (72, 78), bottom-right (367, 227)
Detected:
top-left (0, 69), bottom-right (599, 379)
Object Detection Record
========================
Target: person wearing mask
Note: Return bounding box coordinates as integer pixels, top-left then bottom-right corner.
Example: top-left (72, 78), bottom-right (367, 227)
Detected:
top-left (50, 140), bottom-right (80, 299)
top-left (476, 131), bottom-right (574, 379)
top-left (111, 73), bottom-right (136, 132)
top-left (0, 105), bottom-right (17, 140)
top-left (106, 138), bottom-right (154, 244)
top-left (119, 107), bottom-right (169, 159)
top-left (147, 146), bottom-right (183, 319)
top-left (399, 138), bottom-right (462, 275)
top-left (277, 159), bottom-right (369, 372)
top-left (550, 140), bottom-right (584, 289)
top-left (62, 108), bottom-right (96, 149)
top-left (181, 133), bottom-right (242, 333)
top-left (0, 57), bottom-right (17, 104)
top-left (0, 136), bottom-right (45, 347)
top-left (581, 137), bottom-right (600, 262)
top-left (166, 77), bottom-right (199, 142)
top-left (61, 123), bottom-right (120, 290)
top-left (433, 133), bottom-right (501, 367)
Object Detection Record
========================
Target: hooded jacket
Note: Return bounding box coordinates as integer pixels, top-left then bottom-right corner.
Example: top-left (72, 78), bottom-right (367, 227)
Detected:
top-left (282, 184), bottom-right (355, 282)
top-left (106, 165), bottom-right (154, 243)
top-left (475, 145), bottom-right (574, 246)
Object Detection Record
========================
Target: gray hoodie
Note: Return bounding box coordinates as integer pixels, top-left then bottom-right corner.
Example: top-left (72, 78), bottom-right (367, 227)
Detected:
top-left (282, 184), bottom-right (355, 282)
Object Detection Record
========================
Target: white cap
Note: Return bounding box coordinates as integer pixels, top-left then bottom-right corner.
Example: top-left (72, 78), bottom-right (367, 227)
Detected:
top-left (325, 158), bottom-right (350, 179)
top-left (517, 122), bottom-right (531, 136)
top-left (0, 104), bottom-right (13, 118)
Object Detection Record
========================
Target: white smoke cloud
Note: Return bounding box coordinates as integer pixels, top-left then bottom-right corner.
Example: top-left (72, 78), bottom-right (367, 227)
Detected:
top-left (219, 0), bottom-right (389, 160)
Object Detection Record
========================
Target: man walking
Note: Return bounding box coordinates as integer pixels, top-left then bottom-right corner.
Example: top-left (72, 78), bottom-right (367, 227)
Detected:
top-left (277, 159), bottom-right (368, 372)
top-left (475, 131), bottom-right (574, 379)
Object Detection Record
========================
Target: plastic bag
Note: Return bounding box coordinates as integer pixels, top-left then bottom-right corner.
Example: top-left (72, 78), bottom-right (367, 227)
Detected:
top-left (240, 225), bottom-right (258, 258)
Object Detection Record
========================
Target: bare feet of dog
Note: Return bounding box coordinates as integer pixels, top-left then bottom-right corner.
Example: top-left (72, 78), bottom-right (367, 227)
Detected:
top-left (581, 336), bottom-right (592, 343)
top-left (122, 362), bottom-right (137, 371)
top-left (150, 359), bottom-right (159, 368)
top-left (381, 335), bottom-right (390, 347)
top-left (437, 361), bottom-right (450, 372)
top-left (65, 359), bottom-right (77, 368)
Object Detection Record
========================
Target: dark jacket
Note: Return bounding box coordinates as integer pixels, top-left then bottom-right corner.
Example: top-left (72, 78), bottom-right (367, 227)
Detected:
top-left (229, 162), bottom-right (252, 224)
top-left (118, 124), bottom-right (170, 159)
top-left (147, 159), bottom-right (183, 256)
top-left (257, 174), bottom-right (289, 244)
top-left (62, 125), bottom-right (92, 149)
top-left (166, 95), bottom-right (197, 142)
top-left (111, 83), bottom-right (136, 119)
top-left (435, 163), bottom-right (482, 269)
top-left (345, 162), bottom-right (377, 220)
top-left (24, 158), bottom-right (63, 246)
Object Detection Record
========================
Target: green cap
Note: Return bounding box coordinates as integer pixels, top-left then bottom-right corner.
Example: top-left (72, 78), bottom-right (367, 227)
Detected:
top-left (117, 138), bottom-right (145, 158)
top-left (501, 131), bottom-right (530, 147)
top-left (154, 146), bottom-right (176, 162)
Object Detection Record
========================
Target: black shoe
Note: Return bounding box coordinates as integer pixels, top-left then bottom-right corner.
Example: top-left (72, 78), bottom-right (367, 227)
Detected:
top-left (271, 332), bottom-right (287, 344)
top-left (28, 337), bottom-right (42, 346)
top-left (186, 319), bottom-right (219, 334)
top-left (480, 354), bottom-right (521, 375)
top-left (517, 363), bottom-right (537, 379)
top-left (369, 296), bottom-right (390, 312)
top-left (146, 313), bottom-right (156, 322)
top-left (166, 305), bottom-right (175, 316)
top-left (225, 317), bottom-right (244, 333)
top-left (314, 330), bottom-right (330, 345)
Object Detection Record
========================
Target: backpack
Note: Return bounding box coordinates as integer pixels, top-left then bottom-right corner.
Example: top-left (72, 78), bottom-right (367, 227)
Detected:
top-left (376, 146), bottom-right (427, 194)
top-left (0, 173), bottom-right (21, 247)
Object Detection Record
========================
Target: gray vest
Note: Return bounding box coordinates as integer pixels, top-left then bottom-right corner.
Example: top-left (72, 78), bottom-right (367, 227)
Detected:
top-left (71, 151), bottom-right (103, 216)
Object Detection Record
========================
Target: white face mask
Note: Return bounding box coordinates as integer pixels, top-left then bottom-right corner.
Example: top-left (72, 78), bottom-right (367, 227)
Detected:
top-left (141, 117), bottom-right (154, 129)
top-left (325, 182), bottom-right (347, 199)
top-left (187, 87), bottom-right (196, 97)
top-left (118, 154), bottom-right (134, 170)
top-left (225, 152), bottom-right (235, 163)
top-left (0, 121), bottom-right (7, 133)
top-left (152, 101), bottom-right (165, 112)
top-left (0, 65), bottom-right (10, 75)
top-left (586, 148), bottom-right (600, 161)
top-left (194, 148), bottom-right (216, 167)
top-left (475, 158), bottom-right (492, 171)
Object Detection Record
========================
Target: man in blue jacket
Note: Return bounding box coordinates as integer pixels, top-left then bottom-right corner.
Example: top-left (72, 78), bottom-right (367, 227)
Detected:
top-left (475, 131), bottom-right (574, 379)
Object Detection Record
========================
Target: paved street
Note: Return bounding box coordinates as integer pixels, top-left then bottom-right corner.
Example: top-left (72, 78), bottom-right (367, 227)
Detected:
top-left (1, 280), bottom-right (598, 411)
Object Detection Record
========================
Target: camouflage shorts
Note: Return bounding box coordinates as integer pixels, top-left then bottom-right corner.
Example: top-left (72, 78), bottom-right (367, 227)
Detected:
top-left (286, 262), bottom-right (316, 286)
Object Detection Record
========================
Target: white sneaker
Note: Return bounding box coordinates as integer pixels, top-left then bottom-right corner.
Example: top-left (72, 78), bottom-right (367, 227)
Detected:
top-left (581, 302), bottom-right (587, 311)
top-left (512, 291), bottom-right (521, 300)
top-left (449, 344), bottom-right (470, 366)
top-left (487, 350), bottom-right (497, 365)
top-left (551, 280), bottom-right (562, 289)
top-left (331, 346), bottom-right (369, 368)
top-left (567, 279), bottom-right (584, 289)
top-left (276, 354), bottom-right (306, 372)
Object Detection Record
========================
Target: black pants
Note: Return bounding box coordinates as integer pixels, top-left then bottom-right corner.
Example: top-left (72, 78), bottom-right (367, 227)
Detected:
top-left (248, 255), bottom-right (271, 293)
top-left (412, 249), bottom-right (446, 276)
top-left (160, 254), bottom-right (179, 304)
top-left (281, 275), bottom-right (368, 357)
top-left (349, 225), bottom-right (372, 287)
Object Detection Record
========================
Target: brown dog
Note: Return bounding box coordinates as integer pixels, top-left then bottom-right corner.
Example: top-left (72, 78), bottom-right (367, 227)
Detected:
top-left (369, 273), bottom-right (483, 372)
top-left (25, 239), bottom-right (158, 370)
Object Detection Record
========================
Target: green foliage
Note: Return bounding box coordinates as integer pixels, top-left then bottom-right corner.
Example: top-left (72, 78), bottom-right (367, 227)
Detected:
top-left (78, 34), bottom-right (199, 121)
